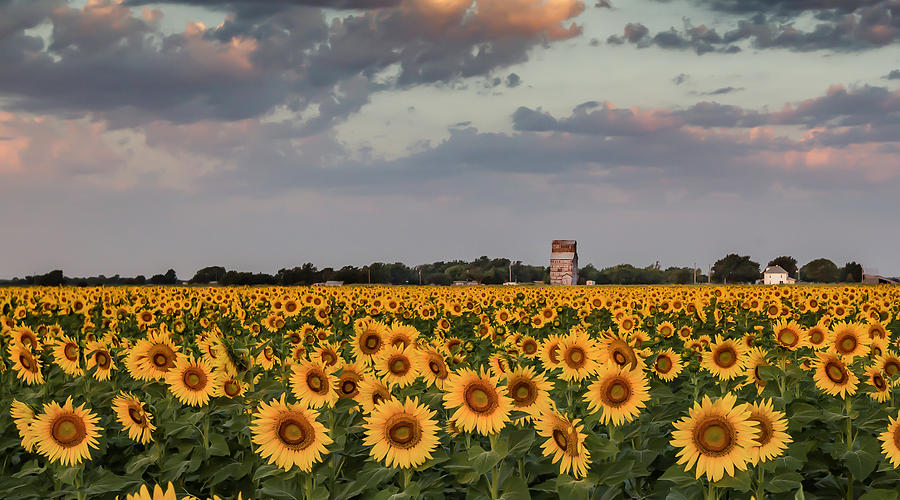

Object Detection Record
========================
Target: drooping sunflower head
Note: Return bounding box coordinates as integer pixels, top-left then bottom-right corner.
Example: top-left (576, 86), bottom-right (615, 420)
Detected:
top-left (52, 336), bottom-right (83, 376)
top-left (443, 368), bottom-right (511, 436)
top-left (164, 355), bottom-right (215, 407)
top-left (879, 412), bottom-right (900, 469)
top-left (112, 391), bottom-right (156, 444)
top-left (85, 341), bottom-right (115, 381)
top-left (387, 324), bottom-right (420, 350)
top-left (362, 396), bottom-right (439, 469)
top-left (535, 411), bottom-right (590, 479)
top-left (30, 397), bottom-right (101, 466)
top-left (290, 361), bottom-right (339, 409)
top-left (584, 363), bottom-right (650, 426)
top-left (876, 352), bottom-right (900, 382)
top-left (597, 332), bottom-right (643, 372)
top-left (8, 343), bottom-right (44, 385)
top-left (357, 378), bottom-right (395, 414)
top-left (415, 348), bottom-right (450, 389)
top-left (539, 334), bottom-right (564, 370)
top-left (10, 399), bottom-right (38, 452)
top-left (334, 363), bottom-right (364, 399)
top-left (488, 353), bottom-right (510, 379)
top-left (250, 395), bottom-right (332, 472)
top-left (670, 393), bottom-right (760, 482)
top-left (864, 366), bottom-right (891, 402)
top-left (743, 347), bottom-right (770, 395)
top-left (805, 323), bottom-right (828, 349)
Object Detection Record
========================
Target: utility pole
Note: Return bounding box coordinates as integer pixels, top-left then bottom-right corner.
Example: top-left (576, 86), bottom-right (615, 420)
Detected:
top-left (509, 262), bottom-right (512, 283)
top-left (693, 262), bottom-right (697, 284)
top-left (418, 267), bottom-right (422, 285)
top-left (367, 267), bottom-right (371, 284)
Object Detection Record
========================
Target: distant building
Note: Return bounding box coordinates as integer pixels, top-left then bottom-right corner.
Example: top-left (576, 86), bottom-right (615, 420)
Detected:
top-left (863, 274), bottom-right (899, 285)
top-left (452, 281), bottom-right (479, 286)
top-left (586, 280), bottom-right (596, 286)
top-left (550, 240), bottom-right (578, 285)
top-left (763, 265), bottom-right (795, 285)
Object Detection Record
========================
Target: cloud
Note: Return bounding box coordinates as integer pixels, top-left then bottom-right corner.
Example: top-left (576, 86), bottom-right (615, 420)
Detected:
top-left (506, 73), bottom-right (522, 88)
top-left (694, 86), bottom-right (744, 95)
top-left (672, 73), bottom-right (689, 85)
top-left (0, 0), bottom-right (587, 127)
top-left (887, 69), bottom-right (900, 79)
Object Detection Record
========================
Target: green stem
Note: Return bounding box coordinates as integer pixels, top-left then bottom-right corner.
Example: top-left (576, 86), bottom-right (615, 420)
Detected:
top-left (489, 433), bottom-right (502, 499)
top-left (756, 465), bottom-right (765, 500)
top-left (706, 480), bottom-right (716, 500)
top-left (845, 396), bottom-right (854, 500)
top-left (303, 472), bottom-right (313, 500)
top-left (402, 468), bottom-right (412, 490)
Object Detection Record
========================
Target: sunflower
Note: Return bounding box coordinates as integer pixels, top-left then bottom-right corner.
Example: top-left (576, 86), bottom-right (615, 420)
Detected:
top-left (584, 363), bottom-right (650, 426)
top-left (363, 397), bottom-right (439, 469)
top-left (702, 335), bottom-right (748, 381)
top-left (505, 366), bottom-right (554, 420)
top-left (124, 483), bottom-right (177, 500)
top-left (112, 392), bottom-right (156, 444)
top-left (875, 352), bottom-right (900, 383)
top-left (670, 393), bottom-right (760, 482)
top-left (11, 326), bottom-right (41, 351)
top-left (652, 349), bottom-right (684, 382)
top-left (812, 352), bottom-right (858, 399)
top-left (488, 353), bottom-right (510, 379)
top-left (52, 336), bottom-right (83, 376)
top-left (880, 411), bottom-right (900, 468)
top-left (313, 341), bottom-right (344, 370)
top-left (415, 348), bottom-right (451, 389)
top-left (828, 322), bottom-right (869, 361)
top-left (772, 320), bottom-right (806, 351)
top-left (126, 331), bottom-right (179, 381)
top-left (657, 321), bottom-right (676, 338)
top-left (10, 399), bottom-right (38, 452)
top-left (520, 336), bottom-right (540, 358)
top-left (557, 331), bottom-right (601, 381)
top-left (373, 345), bottom-right (418, 388)
top-left (29, 397), bottom-right (101, 466)
top-left (539, 334), bottom-right (564, 370)
top-left (597, 332), bottom-right (645, 372)
top-left (255, 343), bottom-right (280, 371)
top-left (357, 378), bottom-right (395, 413)
top-left (291, 361), bottom-right (339, 409)
top-left (745, 399), bottom-right (791, 465)
top-left (804, 322), bottom-right (828, 349)
top-left (535, 411), bottom-right (590, 478)
top-left (164, 355), bottom-right (215, 407)
top-left (213, 374), bottom-right (248, 399)
top-left (250, 395), bottom-right (332, 472)
top-left (85, 341), bottom-right (115, 381)
top-left (864, 366), bottom-right (891, 402)
top-left (743, 348), bottom-right (770, 395)
top-left (388, 324), bottom-right (420, 349)
top-left (8, 343), bottom-right (44, 385)
top-left (334, 363), bottom-right (364, 399)
top-left (443, 368), bottom-right (511, 435)
top-left (353, 320), bottom-right (387, 365)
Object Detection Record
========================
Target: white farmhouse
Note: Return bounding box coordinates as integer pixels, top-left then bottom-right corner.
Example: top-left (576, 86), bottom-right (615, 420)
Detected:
top-left (763, 265), bottom-right (795, 285)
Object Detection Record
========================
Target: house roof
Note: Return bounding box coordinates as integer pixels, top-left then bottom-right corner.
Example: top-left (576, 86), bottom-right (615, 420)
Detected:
top-left (764, 265), bottom-right (788, 275)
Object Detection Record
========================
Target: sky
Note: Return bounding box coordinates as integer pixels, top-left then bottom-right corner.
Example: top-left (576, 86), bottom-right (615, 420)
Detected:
top-left (1, 0), bottom-right (899, 278)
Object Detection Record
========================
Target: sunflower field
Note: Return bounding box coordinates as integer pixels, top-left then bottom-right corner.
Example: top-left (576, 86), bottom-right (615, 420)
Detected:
top-left (2, 285), bottom-right (900, 500)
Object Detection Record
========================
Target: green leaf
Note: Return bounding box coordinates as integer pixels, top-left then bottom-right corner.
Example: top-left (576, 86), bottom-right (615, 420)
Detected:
top-left (859, 490), bottom-right (899, 500)
top-left (506, 428), bottom-right (535, 456)
top-left (714, 469), bottom-right (751, 492)
top-left (556, 474), bottom-right (591, 500)
top-left (84, 469), bottom-right (143, 495)
top-left (757, 365), bottom-right (783, 382)
top-left (499, 474), bottom-right (530, 500)
top-left (207, 433), bottom-right (230, 457)
top-left (765, 472), bottom-right (803, 493)
top-left (11, 460), bottom-right (45, 478)
top-left (843, 447), bottom-right (878, 480)
top-left (584, 435), bottom-right (618, 462)
top-left (660, 464), bottom-right (699, 489)
top-left (469, 446), bottom-right (502, 477)
top-left (125, 447), bottom-right (160, 476)
top-left (594, 459), bottom-right (635, 486)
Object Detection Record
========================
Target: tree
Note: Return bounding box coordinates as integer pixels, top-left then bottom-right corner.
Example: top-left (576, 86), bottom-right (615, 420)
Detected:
top-left (32, 270), bottom-right (66, 286)
top-left (767, 256), bottom-right (798, 278)
top-left (799, 259), bottom-right (839, 282)
top-left (711, 254), bottom-right (761, 284)
top-left (149, 269), bottom-right (178, 285)
top-left (839, 261), bottom-right (863, 283)
top-left (190, 266), bottom-right (226, 284)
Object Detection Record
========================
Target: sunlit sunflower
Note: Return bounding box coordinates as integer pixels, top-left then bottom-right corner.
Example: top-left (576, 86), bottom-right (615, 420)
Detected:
top-left (414, 348), bottom-right (451, 389)
top-left (353, 320), bottom-right (388, 365)
top-left (864, 366), bottom-right (891, 402)
top-left (313, 341), bottom-right (344, 370)
top-left (535, 410), bottom-right (590, 478)
top-left (112, 392), bottom-right (156, 444)
top-left (11, 326), bottom-right (41, 351)
top-left (164, 355), bottom-right (215, 407)
top-left (250, 395), bottom-right (332, 472)
top-left (291, 361), bottom-right (339, 409)
top-left (875, 352), bottom-right (900, 383)
top-left (652, 349), bottom-right (684, 382)
top-left (772, 320), bottom-right (806, 351)
top-left (51, 336), bottom-right (83, 376)
top-left (804, 322), bottom-right (828, 349)
top-left (11, 399), bottom-right (38, 452)
top-left (504, 366), bottom-right (553, 420)
top-left (30, 397), bottom-right (101, 466)
top-left (584, 363), bottom-right (650, 426)
top-left (539, 334), bottom-right (564, 370)
top-left (8, 343), bottom-right (44, 385)
top-left (334, 363), bottom-right (364, 400)
top-left (670, 393), bottom-right (759, 482)
top-left (742, 347), bottom-right (770, 395)
top-left (657, 321), bottom-right (676, 338)
top-left (443, 368), bottom-right (511, 435)
top-left (880, 411), bottom-right (900, 468)
top-left (374, 345), bottom-right (418, 388)
top-left (519, 336), bottom-right (540, 358)
top-left (85, 341), bottom-right (115, 381)
top-left (126, 331), bottom-right (179, 381)
top-left (812, 352), bottom-right (858, 399)
top-left (213, 374), bottom-right (248, 399)
top-left (828, 322), bottom-right (869, 361)
top-left (124, 482), bottom-right (177, 500)
top-left (702, 335), bottom-right (748, 381)
top-left (488, 353), bottom-right (510, 379)
top-left (387, 324), bottom-right (420, 349)
top-left (363, 397), bottom-right (439, 469)
top-left (597, 332), bottom-right (645, 372)
top-left (357, 378), bottom-right (395, 413)
top-left (557, 331), bottom-right (601, 381)
top-left (255, 343), bottom-right (280, 371)
top-left (745, 399), bottom-right (791, 465)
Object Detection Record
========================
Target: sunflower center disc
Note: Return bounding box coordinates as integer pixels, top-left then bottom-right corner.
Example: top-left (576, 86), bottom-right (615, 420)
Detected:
top-left (323, 352), bottom-right (335, 365)
top-left (365, 336), bottom-right (379, 350)
top-left (19, 354), bottom-right (31, 369)
top-left (779, 331), bottom-right (796, 346)
top-left (64, 344), bottom-right (79, 361)
top-left (552, 429), bottom-right (568, 451)
top-left (341, 380), bottom-right (356, 395)
top-left (390, 358), bottom-right (409, 375)
top-left (429, 361), bottom-right (441, 375)
top-left (225, 381), bottom-right (241, 396)
top-left (656, 357), bottom-right (672, 372)
top-left (840, 337), bottom-right (856, 352)
top-left (826, 362), bottom-right (847, 384)
top-left (613, 351), bottom-right (627, 365)
top-left (606, 380), bottom-right (630, 404)
top-left (750, 416), bottom-right (772, 446)
top-left (52, 417), bottom-right (83, 446)
top-left (96, 352), bottom-right (110, 368)
top-left (307, 374), bottom-right (323, 391)
top-left (549, 345), bottom-right (560, 364)
top-left (153, 353), bottom-right (169, 368)
top-left (715, 348), bottom-right (736, 368)
top-left (699, 423), bottom-right (731, 453)
top-left (886, 362), bottom-right (900, 376)
top-left (466, 387), bottom-right (493, 413)
top-left (128, 407), bottom-right (145, 424)
top-left (874, 375), bottom-right (887, 391)
top-left (279, 421), bottom-right (307, 446)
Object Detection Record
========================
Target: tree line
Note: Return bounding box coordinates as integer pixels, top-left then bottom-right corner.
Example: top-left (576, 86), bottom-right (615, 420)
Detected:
top-left (0, 255), bottom-right (877, 287)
